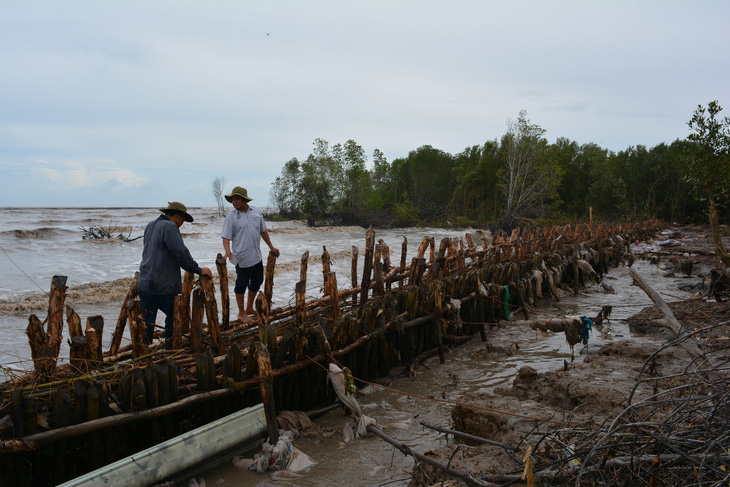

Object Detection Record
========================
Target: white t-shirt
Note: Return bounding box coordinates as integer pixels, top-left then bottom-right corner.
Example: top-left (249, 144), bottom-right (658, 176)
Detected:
top-left (221, 205), bottom-right (267, 268)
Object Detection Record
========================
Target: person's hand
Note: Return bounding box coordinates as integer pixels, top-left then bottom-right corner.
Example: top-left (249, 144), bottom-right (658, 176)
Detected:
top-left (225, 250), bottom-right (233, 261)
top-left (270, 247), bottom-right (280, 258)
top-left (201, 267), bottom-right (213, 278)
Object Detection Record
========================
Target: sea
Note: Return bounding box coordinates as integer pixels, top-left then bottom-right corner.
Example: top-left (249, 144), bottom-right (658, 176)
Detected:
top-left (0, 206), bottom-right (477, 380)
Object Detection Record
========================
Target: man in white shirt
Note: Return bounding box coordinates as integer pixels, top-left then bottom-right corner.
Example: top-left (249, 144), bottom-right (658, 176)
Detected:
top-left (221, 186), bottom-right (280, 322)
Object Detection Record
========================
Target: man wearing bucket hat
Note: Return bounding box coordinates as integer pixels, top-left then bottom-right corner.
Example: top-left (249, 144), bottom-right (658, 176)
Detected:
top-left (138, 202), bottom-right (212, 349)
top-left (221, 187), bottom-right (279, 322)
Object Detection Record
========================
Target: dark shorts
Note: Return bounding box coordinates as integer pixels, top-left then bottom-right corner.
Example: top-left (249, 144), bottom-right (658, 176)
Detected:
top-left (234, 261), bottom-right (264, 294)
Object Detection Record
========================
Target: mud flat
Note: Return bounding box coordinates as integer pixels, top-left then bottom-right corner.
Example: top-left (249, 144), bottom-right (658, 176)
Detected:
top-left (413, 225), bottom-right (729, 487)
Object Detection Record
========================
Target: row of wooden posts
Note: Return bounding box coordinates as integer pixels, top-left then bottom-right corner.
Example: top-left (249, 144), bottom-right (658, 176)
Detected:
top-left (24, 222), bottom-right (644, 377)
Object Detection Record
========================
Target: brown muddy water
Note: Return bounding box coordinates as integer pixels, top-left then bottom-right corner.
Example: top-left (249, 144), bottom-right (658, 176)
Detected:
top-left (189, 260), bottom-right (699, 487)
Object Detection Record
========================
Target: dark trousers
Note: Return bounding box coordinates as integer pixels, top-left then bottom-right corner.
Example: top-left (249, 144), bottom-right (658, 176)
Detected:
top-left (138, 291), bottom-right (175, 348)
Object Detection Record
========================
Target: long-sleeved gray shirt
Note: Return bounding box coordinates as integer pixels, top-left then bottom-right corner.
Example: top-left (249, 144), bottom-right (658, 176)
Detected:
top-left (138, 215), bottom-right (202, 295)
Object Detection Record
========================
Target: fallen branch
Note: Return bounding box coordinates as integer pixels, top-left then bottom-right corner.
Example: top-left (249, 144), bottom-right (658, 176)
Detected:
top-left (366, 424), bottom-right (497, 487)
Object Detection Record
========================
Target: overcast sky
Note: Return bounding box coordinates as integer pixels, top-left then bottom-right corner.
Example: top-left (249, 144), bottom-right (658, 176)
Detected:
top-left (1, 1), bottom-right (728, 208)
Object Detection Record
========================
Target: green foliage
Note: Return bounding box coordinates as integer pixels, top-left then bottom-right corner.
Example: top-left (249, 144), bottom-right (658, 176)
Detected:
top-left (391, 145), bottom-right (456, 219)
top-left (684, 101), bottom-right (730, 264)
top-left (270, 103), bottom-right (728, 229)
top-left (393, 199), bottom-right (420, 225)
top-left (450, 141), bottom-right (501, 222)
top-left (684, 101), bottom-right (730, 201)
top-left (498, 110), bottom-right (562, 225)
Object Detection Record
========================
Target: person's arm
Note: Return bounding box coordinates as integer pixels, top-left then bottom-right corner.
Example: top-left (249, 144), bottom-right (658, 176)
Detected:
top-left (260, 230), bottom-right (280, 257)
top-left (222, 237), bottom-right (233, 261)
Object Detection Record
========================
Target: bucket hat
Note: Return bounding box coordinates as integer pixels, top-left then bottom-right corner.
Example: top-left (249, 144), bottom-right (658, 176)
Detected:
top-left (159, 201), bottom-right (194, 222)
top-left (225, 186), bottom-right (253, 203)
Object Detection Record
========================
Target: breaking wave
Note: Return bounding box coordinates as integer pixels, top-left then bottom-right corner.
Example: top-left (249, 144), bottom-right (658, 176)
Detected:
top-left (268, 225), bottom-right (364, 235)
top-left (0, 277), bottom-right (136, 315)
top-left (3, 227), bottom-right (76, 239)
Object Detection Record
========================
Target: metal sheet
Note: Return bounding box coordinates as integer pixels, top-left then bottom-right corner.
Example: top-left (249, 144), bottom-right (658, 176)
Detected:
top-left (58, 403), bottom-right (266, 487)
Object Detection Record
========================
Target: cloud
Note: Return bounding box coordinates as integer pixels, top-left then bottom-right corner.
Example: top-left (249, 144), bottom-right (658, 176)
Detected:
top-left (30, 158), bottom-right (147, 190)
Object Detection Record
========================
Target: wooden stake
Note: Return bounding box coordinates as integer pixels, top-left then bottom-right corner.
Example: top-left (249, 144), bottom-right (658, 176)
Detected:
top-left (110, 273), bottom-right (137, 355)
top-left (255, 342), bottom-right (279, 444)
top-left (300, 250), bottom-right (309, 283)
top-left (351, 246), bottom-right (359, 306)
top-left (295, 280), bottom-right (307, 326)
top-left (190, 287), bottom-right (204, 353)
top-left (321, 245), bottom-right (331, 276)
top-left (66, 306), bottom-right (90, 370)
top-left (378, 240), bottom-right (392, 290)
top-left (172, 295), bottom-right (185, 349)
top-left (374, 244), bottom-right (385, 296)
top-left (200, 276), bottom-right (222, 355)
top-left (181, 271), bottom-right (194, 334)
top-left (325, 272), bottom-right (339, 323)
top-left (85, 315), bottom-right (103, 366)
top-left (399, 236), bottom-right (407, 288)
top-left (129, 300), bottom-right (147, 359)
top-left (216, 254), bottom-right (230, 330)
top-left (360, 226), bottom-right (375, 305)
top-left (264, 250), bottom-right (277, 307)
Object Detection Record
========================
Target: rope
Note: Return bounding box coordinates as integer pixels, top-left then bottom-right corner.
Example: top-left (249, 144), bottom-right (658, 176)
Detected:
top-left (0, 243), bottom-right (49, 295)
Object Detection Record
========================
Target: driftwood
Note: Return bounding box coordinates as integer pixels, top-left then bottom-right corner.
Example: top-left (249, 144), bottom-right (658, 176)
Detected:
top-left (367, 425), bottom-right (494, 487)
top-left (628, 268), bottom-right (704, 361)
top-left (420, 421), bottom-right (518, 453)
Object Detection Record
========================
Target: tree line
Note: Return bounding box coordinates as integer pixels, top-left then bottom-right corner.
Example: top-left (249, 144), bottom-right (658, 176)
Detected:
top-left (270, 103), bottom-right (729, 257)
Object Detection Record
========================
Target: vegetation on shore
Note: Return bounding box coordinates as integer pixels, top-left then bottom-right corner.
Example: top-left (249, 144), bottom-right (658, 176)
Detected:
top-left (268, 103), bottom-right (729, 238)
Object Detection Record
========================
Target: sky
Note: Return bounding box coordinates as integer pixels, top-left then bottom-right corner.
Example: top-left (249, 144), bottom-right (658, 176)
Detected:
top-left (1, 1), bottom-right (728, 208)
